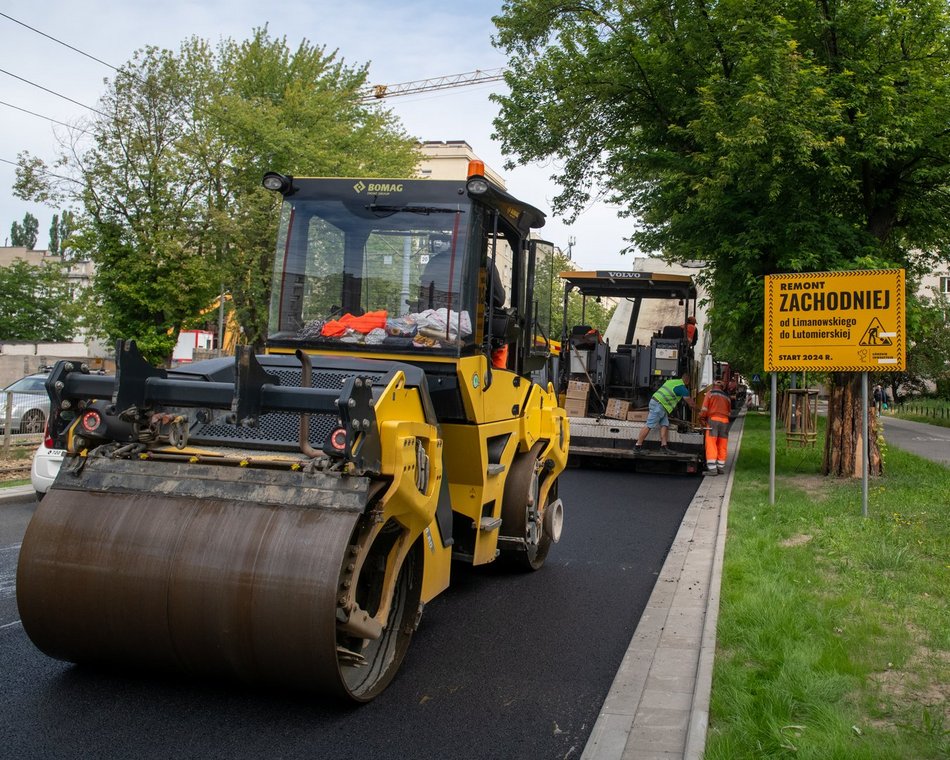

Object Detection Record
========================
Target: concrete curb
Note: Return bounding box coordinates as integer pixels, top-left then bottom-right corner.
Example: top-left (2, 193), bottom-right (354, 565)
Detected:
top-left (582, 414), bottom-right (744, 760)
top-left (683, 415), bottom-right (744, 759)
top-left (0, 485), bottom-right (35, 504)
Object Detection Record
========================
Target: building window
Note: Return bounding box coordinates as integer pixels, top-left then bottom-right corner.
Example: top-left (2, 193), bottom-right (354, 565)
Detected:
top-left (941, 276), bottom-right (950, 294)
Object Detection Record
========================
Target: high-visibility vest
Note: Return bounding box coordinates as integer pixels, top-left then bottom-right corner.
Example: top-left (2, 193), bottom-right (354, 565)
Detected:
top-left (653, 378), bottom-right (687, 413)
top-left (701, 388), bottom-right (732, 423)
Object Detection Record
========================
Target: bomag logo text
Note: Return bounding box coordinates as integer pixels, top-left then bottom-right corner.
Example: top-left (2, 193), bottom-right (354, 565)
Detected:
top-left (355, 182), bottom-right (404, 194)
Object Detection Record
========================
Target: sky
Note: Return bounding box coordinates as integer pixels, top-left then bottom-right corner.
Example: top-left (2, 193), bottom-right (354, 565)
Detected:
top-left (0, 0), bottom-right (639, 270)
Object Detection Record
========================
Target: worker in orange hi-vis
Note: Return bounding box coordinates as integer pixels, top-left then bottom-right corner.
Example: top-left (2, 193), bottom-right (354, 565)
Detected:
top-left (683, 315), bottom-right (698, 347)
top-left (699, 380), bottom-right (733, 476)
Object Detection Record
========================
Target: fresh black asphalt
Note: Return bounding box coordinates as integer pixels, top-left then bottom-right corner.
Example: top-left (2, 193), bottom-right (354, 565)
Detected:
top-left (0, 467), bottom-right (699, 760)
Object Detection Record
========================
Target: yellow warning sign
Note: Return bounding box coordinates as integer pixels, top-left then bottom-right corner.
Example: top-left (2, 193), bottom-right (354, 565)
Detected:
top-left (764, 269), bottom-right (905, 372)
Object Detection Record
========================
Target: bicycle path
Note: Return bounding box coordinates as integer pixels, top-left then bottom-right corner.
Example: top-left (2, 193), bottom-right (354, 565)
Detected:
top-left (881, 414), bottom-right (950, 466)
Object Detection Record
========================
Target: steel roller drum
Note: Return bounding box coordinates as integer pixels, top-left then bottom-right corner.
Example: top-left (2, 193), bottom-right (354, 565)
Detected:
top-left (16, 486), bottom-right (393, 698)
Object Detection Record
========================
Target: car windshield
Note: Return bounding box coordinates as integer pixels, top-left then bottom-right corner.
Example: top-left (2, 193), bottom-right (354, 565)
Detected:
top-left (5, 376), bottom-right (46, 393)
top-left (268, 197), bottom-right (482, 355)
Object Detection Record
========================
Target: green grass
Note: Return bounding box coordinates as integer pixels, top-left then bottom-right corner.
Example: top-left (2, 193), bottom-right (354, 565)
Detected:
top-left (0, 442), bottom-right (37, 459)
top-left (705, 413), bottom-right (950, 760)
top-left (0, 443), bottom-right (34, 488)
top-left (890, 399), bottom-right (950, 429)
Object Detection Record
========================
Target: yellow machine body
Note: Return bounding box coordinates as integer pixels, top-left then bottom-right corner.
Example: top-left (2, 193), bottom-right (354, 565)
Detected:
top-left (17, 173), bottom-right (569, 702)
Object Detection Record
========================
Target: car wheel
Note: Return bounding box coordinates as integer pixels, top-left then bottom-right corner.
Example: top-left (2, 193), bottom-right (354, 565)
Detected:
top-left (20, 409), bottom-right (45, 435)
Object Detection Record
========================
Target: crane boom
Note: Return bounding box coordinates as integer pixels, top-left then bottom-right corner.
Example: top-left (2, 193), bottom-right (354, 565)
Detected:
top-left (361, 68), bottom-right (506, 101)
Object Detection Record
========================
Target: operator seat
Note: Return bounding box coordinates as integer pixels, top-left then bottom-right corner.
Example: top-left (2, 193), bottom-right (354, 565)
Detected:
top-left (570, 325), bottom-right (601, 350)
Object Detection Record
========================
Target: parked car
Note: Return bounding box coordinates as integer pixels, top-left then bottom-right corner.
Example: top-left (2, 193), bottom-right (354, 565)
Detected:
top-left (31, 428), bottom-right (65, 500)
top-left (1, 373), bottom-right (51, 434)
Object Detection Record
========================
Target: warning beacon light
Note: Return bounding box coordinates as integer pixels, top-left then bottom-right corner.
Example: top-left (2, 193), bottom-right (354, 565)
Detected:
top-left (466, 160), bottom-right (490, 195)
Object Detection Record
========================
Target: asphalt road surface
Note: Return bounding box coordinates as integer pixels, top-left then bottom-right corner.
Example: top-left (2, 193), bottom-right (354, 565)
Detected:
top-left (0, 468), bottom-right (699, 760)
top-left (881, 414), bottom-right (950, 466)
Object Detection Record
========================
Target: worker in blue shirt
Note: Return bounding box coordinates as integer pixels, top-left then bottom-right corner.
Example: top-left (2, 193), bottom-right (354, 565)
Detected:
top-left (634, 371), bottom-right (695, 455)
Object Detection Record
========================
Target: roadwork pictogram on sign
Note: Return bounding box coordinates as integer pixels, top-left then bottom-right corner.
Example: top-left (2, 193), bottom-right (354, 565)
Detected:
top-left (858, 318), bottom-right (892, 346)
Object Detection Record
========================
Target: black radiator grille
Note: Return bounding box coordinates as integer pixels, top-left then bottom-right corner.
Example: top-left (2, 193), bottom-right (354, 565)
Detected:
top-left (190, 367), bottom-right (387, 450)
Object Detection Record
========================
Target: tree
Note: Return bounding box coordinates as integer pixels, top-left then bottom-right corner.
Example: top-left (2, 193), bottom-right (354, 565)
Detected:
top-left (492, 0), bottom-right (950, 477)
top-left (533, 244), bottom-right (568, 341)
top-left (14, 28), bottom-right (418, 361)
top-left (48, 210), bottom-right (76, 258)
top-left (10, 212), bottom-right (39, 249)
top-left (534, 245), bottom-right (614, 341)
top-left (47, 215), bottom-right (59, 256)
top-left (16, 44), bottom-right (224, 362)
top-left (886, 287), bottom-right (950, 400)
top-left (202, 28), bottom-right (419, 348)
top-left (0, 259), bottom-right (77, 341)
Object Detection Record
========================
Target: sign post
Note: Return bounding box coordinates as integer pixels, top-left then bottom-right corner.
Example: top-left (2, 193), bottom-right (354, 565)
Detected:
top-left (769, 373), bottom-right (777, 505)
top-left (861, 374), bottom-right (869, 516)
top-left (764, 269), bottom-right (905, 513)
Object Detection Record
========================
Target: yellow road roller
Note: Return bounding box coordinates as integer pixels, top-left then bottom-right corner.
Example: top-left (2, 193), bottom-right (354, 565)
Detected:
top-left (17, 163), bottom-right (569, 702)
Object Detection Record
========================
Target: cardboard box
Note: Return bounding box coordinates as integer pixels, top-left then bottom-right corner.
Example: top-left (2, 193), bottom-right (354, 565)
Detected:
top-left (566, 380), bottom-right (589, 399)
top-left (604, 398), bottom-right (631, 420)
top-left (564, 398), bottom-right (588, 417)
top-left (626, 409), bottom-right (648, 422)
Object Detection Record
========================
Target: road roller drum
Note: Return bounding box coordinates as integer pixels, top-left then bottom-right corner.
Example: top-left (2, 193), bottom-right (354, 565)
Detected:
top-left (17, 462), bottom-right (422, 700)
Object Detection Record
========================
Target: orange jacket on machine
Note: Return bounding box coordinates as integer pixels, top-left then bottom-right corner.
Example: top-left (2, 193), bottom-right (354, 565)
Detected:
top-left (491, 344), bottom-right (509, 369)
top-left (700, 382), bottom-right (732, 475)
top-left (683, 316), bottom-right (698, 346)
top-left (321, 310), bottom-right (388, 338)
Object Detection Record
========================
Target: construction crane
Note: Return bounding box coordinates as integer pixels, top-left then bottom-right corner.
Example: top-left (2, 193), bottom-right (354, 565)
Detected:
top-left (360, 67), bottom-right (506, 101)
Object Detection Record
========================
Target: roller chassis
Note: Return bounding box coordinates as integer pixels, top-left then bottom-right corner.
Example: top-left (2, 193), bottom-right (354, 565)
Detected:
top-left (21, 343), bottom-right (566, 700)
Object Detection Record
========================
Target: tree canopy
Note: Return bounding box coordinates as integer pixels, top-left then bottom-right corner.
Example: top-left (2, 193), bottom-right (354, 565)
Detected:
top-left (0, 259), bottom-right (77, 341)
top-left (888, 286), bottom-right (950, 396)
top-left (534, 245), bottom-right (615, 340)
top-left (492, 0), bottom-right (950, 372)
top-left (48, 210), bottom-right (77, 258)
top-left (493, 0), bottom-right (950, 475)
top-left (14, 27), bottom-right (419, 362)
top-left (10, 212), bottom-right (38, 249)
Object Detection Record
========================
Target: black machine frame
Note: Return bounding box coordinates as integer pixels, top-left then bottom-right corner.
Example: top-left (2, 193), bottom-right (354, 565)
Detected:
top-left (558, 270), bottom-right (699, 414)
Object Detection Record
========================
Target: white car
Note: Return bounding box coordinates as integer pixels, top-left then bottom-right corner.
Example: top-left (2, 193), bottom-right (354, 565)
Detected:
top-left (31, 431), bottom-right (65, 500)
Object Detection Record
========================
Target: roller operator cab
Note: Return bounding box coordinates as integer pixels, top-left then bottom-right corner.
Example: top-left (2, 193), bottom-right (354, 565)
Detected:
top-left (16, 167), bottom-right (569, 702)
top-left (559, 270), bottom-right (705, 474)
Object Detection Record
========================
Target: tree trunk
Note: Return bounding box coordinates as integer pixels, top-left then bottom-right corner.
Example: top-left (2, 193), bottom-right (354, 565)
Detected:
top-left (822, 373), bottom-right (883, 477)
